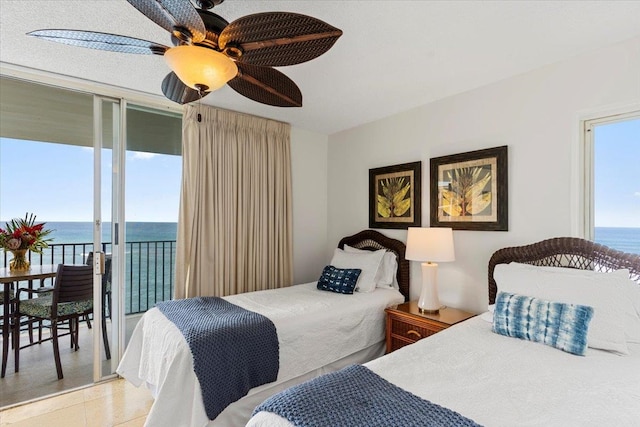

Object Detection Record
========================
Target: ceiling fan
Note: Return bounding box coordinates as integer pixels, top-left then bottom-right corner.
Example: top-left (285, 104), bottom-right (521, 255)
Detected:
top-left (28, 0), bottom-right (343, 107)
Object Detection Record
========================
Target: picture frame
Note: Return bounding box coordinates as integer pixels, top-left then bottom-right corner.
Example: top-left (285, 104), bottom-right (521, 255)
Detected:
top-left (369, 161), bottom-right (422, 229)
top-left (430, 146), bottom-right (508, 231)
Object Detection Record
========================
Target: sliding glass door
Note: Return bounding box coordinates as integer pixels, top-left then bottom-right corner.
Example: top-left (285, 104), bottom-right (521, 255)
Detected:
top-left (0, 75), bottom-right (182, 403)
top-left (122, 104), bottom-right (182, 346)
top-left (94, 100), bottom-right (183, 379)
top-left (93, 96), bottom-right (125, 380)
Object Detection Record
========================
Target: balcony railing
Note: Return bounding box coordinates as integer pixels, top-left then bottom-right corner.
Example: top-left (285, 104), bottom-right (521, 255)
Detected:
top-left (2, 241), bottom-right (176, 315)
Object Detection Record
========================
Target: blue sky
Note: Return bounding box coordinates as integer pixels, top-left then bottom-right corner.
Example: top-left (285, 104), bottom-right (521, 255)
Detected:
top-left (594, 118), bottom-right (640, 227)
top-left (1, 118), bottom-right (638, 227)
top-left (0, 138), bottom-right (182, 222)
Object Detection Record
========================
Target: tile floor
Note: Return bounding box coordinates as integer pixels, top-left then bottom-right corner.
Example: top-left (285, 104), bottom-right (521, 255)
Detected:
top-left (2, 313), bottom-right (142, 408)
top-left (0, 379), bottom-right (152, 427)
top-left (1, 323), bottom-right (97, 407)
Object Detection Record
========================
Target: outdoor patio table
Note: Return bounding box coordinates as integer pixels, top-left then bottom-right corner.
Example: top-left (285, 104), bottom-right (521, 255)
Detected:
top-left (1, 264), bottom-right (57, 378)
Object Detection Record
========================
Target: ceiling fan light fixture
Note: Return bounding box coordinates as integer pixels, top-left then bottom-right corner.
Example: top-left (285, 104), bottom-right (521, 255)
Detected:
top-left (29, 2), bottom-right (342, 107)
top-left (164, 45), bottom-right (238, 92)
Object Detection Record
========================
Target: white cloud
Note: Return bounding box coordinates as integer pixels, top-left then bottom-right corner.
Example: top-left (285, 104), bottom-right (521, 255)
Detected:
top-left (130, 152), bottom-right (158, 160)
top-left (634, 192), bottom-right (640, 197)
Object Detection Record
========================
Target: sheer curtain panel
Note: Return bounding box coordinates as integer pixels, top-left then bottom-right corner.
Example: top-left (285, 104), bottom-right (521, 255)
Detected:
top-left (175, 105), bottom-right (293, 299)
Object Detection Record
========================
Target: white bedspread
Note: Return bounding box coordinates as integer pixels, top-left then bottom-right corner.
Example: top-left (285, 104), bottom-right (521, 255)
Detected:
top-left (117, 282), bottom-right (404, 427)
top-left (248, 316), bottom-right (640, 427)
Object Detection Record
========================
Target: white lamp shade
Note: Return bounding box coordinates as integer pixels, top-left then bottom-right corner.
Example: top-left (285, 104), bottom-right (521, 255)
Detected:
top-left (405, 227), bottom-right (455, 263)
top-left (164, 45), bottom-right (238, 92)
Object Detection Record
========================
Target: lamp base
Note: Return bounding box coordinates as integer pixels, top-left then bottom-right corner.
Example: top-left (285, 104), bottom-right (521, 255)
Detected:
top-left (418, 306), bottom-right (440, 314)
top-left (417, 262), bottom-right (441, 314)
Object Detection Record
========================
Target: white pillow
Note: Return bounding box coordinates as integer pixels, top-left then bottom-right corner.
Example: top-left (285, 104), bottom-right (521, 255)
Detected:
top-left (343, 244), bottom-right (398, 289)
top-left (619, 276), bottom-right (640, 344)
top-left (617, 276), bottom-right (640, 344)
top-left (382, 252), bottom-right (399, 289)
top-left (506, 263), bottom-right (640, 344)
top-left (494, 263), bottom-right (637, 354)
top-left (329, 248), bottom-right (385, 293)
top-left (510, 262), bottom-right (627, 277)
top-left (479, 304), bottom-right (496, 322)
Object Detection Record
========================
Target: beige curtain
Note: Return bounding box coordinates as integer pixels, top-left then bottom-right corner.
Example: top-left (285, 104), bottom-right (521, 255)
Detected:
top-left (175, 105), bottom-right (293, 299)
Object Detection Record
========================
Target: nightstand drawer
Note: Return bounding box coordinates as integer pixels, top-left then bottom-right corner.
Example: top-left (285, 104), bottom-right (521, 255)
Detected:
top-left (389, 336), bottom-right (415, 352)
top-left (385, 302), bottom-right (475, 353)
top-left (390, 319), bottom-right (443, 341)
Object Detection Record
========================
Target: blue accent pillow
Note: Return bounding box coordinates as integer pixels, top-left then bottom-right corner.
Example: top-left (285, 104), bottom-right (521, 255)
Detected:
top-left (493, 291), bottom-right (594, 356)
top-left (317, 265), bottom-right (362, 294)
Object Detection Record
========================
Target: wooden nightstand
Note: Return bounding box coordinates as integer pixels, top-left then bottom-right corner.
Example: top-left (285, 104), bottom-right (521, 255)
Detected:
top-left (385, 301), bottom-right (475, 353)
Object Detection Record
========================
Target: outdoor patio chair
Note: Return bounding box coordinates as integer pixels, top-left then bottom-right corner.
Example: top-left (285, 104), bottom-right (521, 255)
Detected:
top-left (13, 264), bottom-right (93, 380)
top-left (84, 252), bottom-right (111, 360)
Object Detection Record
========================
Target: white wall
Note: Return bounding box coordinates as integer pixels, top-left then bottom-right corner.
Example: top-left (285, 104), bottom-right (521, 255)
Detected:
top-left (291, 127), bottom-right (328, 284)
top-left (327, 36), bottom-right (640, 313)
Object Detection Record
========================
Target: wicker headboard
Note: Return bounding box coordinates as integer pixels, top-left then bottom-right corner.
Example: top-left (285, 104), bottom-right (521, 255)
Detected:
top-left (338, 230), bottom-right (410, 302)
top-left (488, 237), bottom-right (640, 304)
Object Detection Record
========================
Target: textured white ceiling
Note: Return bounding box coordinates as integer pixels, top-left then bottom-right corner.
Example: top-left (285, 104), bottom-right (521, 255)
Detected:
top-left (1, 1), bottom-right (640, 134)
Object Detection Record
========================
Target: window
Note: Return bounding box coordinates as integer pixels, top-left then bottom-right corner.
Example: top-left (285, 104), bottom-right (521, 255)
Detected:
top-left (583, 112), bottom-right (640, 254)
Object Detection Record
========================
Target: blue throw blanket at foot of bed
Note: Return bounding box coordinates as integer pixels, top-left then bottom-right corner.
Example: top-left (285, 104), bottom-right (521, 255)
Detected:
top-left (156, 297), bottom-right (279, 420)
top-left (254, 364), bottom-right (482, 427)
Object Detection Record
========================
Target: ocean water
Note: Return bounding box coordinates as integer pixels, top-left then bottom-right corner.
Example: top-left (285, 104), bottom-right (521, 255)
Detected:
top-left (41, 221), bottom-right (178, 244)
top-left (4, 222), bottom-right (637, 313)
top-left (2, 221), bottom-right (178, 314)
top-left (594, 227), bottom-right (640, 255)
top-left (11, 223), bottom-right (637, 255)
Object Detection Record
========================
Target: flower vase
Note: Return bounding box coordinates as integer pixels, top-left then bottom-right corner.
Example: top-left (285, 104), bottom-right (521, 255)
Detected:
top-left (9, 249), bottom-right (30, 271)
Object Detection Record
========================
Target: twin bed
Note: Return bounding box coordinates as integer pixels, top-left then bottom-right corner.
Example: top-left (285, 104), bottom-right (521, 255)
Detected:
top-left (119, 233), bottom-right (640, 426)
top-left (117, 230), bottom-right (409, 426)
top-left (249, 237), bottom-right (640, 426)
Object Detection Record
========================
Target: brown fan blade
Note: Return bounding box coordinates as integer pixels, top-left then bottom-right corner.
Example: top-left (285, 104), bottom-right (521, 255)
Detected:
top-left (27, 30), bottom-right (169, 55)
top-left (126, 0), bottom-right (206, 43)
top-left (218, 12), bottom-right (342, 67)
top-left (161, 72), bottom-right (207, 104)
top-left (196, 9), bottom-right (229, 49)
top-left (228, 63), bottom-right (302, 107)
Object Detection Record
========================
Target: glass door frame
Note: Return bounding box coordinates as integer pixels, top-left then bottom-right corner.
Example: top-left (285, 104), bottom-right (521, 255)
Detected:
top-left (93, 95), bottom-right (127, 382)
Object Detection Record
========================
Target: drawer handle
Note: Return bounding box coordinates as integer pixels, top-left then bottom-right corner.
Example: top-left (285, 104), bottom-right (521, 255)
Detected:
top-left (406, 330), bottom-right (422, 339)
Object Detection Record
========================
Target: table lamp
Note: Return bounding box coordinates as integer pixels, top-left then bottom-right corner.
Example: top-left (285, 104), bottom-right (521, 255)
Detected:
top-left (405, 227), bottom-right (455, 314)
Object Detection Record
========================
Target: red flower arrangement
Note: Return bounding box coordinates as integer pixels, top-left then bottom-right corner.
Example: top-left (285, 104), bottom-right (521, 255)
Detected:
top-left (0, 213), bottom-right (53, 254)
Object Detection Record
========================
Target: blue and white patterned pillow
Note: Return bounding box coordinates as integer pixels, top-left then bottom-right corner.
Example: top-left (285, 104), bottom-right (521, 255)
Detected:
top-left (317, 265), bottom-right (362, 294)
top-left (493, 291), bottom-right (594, 356)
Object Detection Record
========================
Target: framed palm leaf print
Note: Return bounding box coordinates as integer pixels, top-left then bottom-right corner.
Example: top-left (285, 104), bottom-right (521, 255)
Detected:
top-left (430, 146), bottom-right (508, 231)
top-left (369, 161), bottom-right (421, 229)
